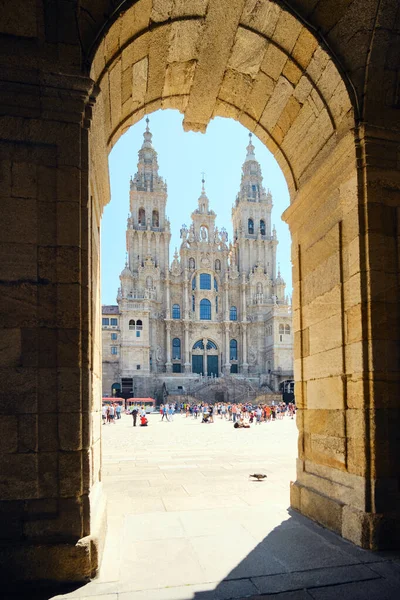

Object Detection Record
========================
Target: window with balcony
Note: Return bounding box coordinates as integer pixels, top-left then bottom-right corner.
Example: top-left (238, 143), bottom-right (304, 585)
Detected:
top-left (129, 319), bottom-right (135, 330)
top-left (136, 319), bottom-right (143, 330)
top-left (248, 218), bottom-right (254, 234)
top-left (102, 318), bottom-right (109, 326)
top-left (110, 318), bottom-right (118, 326)
top-left (230, 339), bottom-right (238, 360)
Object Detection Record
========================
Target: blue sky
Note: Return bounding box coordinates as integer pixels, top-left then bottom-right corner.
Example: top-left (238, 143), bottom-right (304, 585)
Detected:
top-left (101, 110), bottom-right (292, 305)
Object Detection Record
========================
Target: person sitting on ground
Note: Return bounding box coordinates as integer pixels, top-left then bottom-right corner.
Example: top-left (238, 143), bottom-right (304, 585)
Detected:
top-left (140, 415), bottom-right (148, 426)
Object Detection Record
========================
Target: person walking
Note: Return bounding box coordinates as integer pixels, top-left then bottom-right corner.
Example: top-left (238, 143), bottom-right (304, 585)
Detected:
top-left (116, 403), bottom-right (122, 420)
top-left (131, 405), bottom-right (138, 427)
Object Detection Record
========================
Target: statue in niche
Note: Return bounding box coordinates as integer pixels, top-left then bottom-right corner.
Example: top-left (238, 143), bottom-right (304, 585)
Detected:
top-left (200, 226), bottom-right (207, 241)
top-left (156, 346), bottom-right (164, 363)
top-left (220, 228), bottom-right (228, 244)
top-left (188, 224), bottom-right (195, 242)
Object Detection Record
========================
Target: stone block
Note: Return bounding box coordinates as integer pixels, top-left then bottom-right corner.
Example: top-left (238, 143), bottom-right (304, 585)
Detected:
top-left (260, 76), bottom-right (294, 132)
top-left (0, 367), bottom-right (38, 414)
top-left (304, 346), bottom-right (343, 380)
top-left (219, 68), bottom-right (253, 107)
top-left (24, 497), bottom-right (83, 540)
top-left (58, 413), bottom-right (83, 451)
top-left (283, 59), bottom-right (302, 85)
top-left (300, 483), bottom-right (343, 534)
top-left (0, 454), bottom-right (38, 500)
top-left (38, 452), bottom-right (58, 498)
top-left (241, 0), bottom-right (281, 38)
top-left (11, 161), bottom-right (37, 199)
top-left (260, 44), bottom-right (287, 81)
top-left (292, 27), bottom-right (318, 69)
top-left (310, 433), bottom-right (346, 470)
top-left (309, 313), bottom-right (343, 355)
top-left (228, 28), bottom-right (267, 78)
top-left (56, 201), bottom-right (81, 246)
top-left (0, 415), bottom-right (18, 452)
top-left (59, 451), bottom-right (83, 498)
top-left (18, 414), bottom-right (38, 453)
top-left (0, 242), bottom-right (38, 282)
top-left (164, 60), bottom-right (196, 97)
top-left (0, 196), bottom-right (38, 244)
top-left (273, 9), bottom-right (302, 54)
top-left (56, 283), bottom-right (81, 329)
top-left (307, 376), bottom-right (344, 410)
top-left (38, 413), bottom-right (58, 451)
top-left (0, 328), bottom-right (21, 367)
top-left (57, 368), bottom-right (82, 412)
top-left (304, 409), bottom-right (345, 437)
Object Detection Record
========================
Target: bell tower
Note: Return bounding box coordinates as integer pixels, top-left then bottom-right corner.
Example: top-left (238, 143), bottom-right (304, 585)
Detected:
top-left (231, 133), bottom-right (276, 279)
top-left (126, 118), bottom-right (171, 275)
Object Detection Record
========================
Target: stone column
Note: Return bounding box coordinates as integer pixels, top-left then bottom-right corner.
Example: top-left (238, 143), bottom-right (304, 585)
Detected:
top-left (165, 321), bottom-right (172, 372)
top-left (0, 72), bottom-right (107, 581)
top-left (224, 323), bottom-right (231, 374)
top-left (241, 323), bottom-right (248, 374)
top-left (203, 337), bottom-right (208, 376)
top-left (184, 322), bottom-right (191, 373)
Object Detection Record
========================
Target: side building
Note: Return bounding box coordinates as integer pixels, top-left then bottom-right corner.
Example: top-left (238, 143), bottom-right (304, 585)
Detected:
top-left (101, 121), bottom-right (293, 400)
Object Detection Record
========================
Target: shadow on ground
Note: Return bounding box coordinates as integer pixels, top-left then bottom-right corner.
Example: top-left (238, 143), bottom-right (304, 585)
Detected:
top-left (4, 510), bottom-right (400, 600)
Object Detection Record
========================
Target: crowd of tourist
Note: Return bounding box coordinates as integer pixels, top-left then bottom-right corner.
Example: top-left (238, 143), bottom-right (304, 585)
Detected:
top-left (157, 400), bottom-right (296, 426)
top-left (102, 400), bottom-right (296, 427)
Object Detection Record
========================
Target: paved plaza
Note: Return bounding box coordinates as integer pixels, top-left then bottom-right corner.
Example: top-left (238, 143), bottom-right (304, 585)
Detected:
top-left (49, 412), bottom-right (400, 600)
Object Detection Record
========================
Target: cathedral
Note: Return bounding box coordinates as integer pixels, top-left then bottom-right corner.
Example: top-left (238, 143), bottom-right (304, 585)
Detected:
top-left (102, 120), bottom-right (293, 397)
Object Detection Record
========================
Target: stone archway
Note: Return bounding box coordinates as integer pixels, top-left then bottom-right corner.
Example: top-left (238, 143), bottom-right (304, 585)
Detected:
top-left (0, 0), bottom-right (399, 583)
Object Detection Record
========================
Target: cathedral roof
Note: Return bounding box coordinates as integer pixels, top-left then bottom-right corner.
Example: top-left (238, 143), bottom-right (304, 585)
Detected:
top-left (102, 305), bottom-right (119, 314)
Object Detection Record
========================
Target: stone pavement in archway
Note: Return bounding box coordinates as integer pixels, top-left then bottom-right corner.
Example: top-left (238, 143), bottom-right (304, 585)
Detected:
top-left (54, 413), bottom-right (400, 600)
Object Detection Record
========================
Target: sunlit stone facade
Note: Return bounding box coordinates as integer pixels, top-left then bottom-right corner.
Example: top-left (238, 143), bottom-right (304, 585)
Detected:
top-left (102, 121), bottom-right (293, 394)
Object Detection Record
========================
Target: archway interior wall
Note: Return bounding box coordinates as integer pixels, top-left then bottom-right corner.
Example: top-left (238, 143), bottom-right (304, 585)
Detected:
top-left (89, 0), bottom-right (353, 210)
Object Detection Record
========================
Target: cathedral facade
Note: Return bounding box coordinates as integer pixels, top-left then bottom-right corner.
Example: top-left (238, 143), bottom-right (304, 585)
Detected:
top-left (102, 121), bottom-right (293, 396)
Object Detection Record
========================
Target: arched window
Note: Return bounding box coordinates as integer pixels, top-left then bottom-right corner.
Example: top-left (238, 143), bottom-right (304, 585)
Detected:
top-left (189, 257), bottom-right (195, 270)
top-left (230, 306), bottom-right (237, 321)
top-left (230, 339), bottom-right (238, 360)
top-left (285, 324), bottom-right (291, 335)
top-left (279, 324), bottom-right (284, 334)
top-left (260, 219), bottom-right (266, 235)
top-left (152, 209), bottom-right (159, 227)
top-left (248, 218), bottom-right (254, 234)
top-left (136, 319), bottom-right (143, 330)
top-left (215, 296), bottom-right (218, 313)
top-left (172, 304), bottom-right (180, 319)
top-left (192, 295), bottom-right (195, 312)
top-left (129, 319), bottom-right (135, 330)
top-left (215, 259), bottom-right (221, 271)
top-left (214, 277), bottom-right (218, 291)
top-left (200, 273), bottom-right (211, 289)
top-left (207, 339), bottom-right (217, 350)
top-left (138, 207), bottom-right (145, 225)
top-left (200, 298), bottom-right (211, 320)
top-left (193, 340), bottom-right (204, 350)
top-left (192, 276), bottom-right (196, 290)
top-left (172, 338), bottom-right (181, 360)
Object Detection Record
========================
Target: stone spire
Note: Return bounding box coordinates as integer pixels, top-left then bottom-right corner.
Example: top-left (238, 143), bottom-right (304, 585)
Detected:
top-left (235, 132), bottom-right (270, 205)
top-left (130, 117), bottom-right (166, 194)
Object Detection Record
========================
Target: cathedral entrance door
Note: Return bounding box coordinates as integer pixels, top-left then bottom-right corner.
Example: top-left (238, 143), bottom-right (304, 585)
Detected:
top-left (207, 355), bottom-right (218, 377)
top-left (192, 355), bottom-right (204, 375)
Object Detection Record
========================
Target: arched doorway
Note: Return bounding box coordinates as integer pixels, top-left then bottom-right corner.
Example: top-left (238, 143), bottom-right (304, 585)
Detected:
top-left (1, 0), bottom-right (399, 583)
top-left (192, 339), bottom-right (219, 377)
